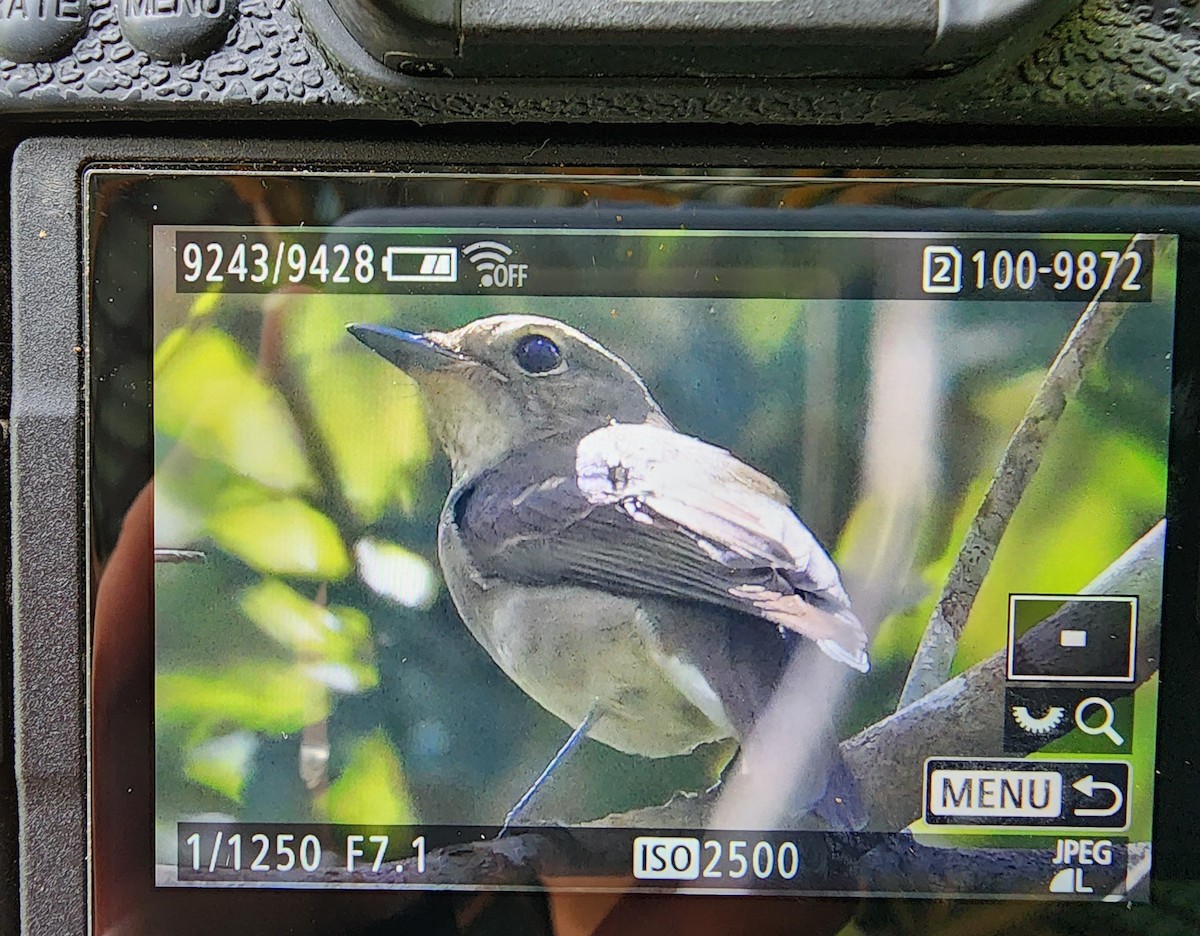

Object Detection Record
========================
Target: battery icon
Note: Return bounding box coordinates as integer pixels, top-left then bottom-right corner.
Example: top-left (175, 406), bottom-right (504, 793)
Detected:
top-left (383, 247), bottom-right (458, 283)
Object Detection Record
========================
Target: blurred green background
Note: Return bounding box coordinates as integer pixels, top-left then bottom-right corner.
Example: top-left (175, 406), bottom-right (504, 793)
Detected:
top-left (153, 262), bottom-right (1172, 854)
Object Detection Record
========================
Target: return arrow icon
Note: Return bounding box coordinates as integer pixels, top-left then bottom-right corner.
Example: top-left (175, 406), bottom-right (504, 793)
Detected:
top-left (1072, 775), bottom-right (1124, 817)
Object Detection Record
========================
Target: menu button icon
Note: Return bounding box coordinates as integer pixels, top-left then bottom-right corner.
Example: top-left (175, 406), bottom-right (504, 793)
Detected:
top-left (924, 758), bottom-right (1130, 830)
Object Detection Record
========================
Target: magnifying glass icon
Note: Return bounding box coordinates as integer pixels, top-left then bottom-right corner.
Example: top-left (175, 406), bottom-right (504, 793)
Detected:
top-left (1075, 696), bottom-right (1124, 746)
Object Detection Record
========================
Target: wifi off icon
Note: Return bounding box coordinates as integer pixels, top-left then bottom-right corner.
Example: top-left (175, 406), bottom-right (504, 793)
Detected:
top-left (463, 241), bottom-right (528, 289)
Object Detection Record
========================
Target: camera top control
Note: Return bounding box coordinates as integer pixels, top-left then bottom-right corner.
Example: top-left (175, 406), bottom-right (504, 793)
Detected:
top-left (0, 0), bottom-right (236, 62)
top-left (0, 0), bottom-right (336, 103)
top-left (2, 0), bottom-right (1200, 123)
top-left (3, 0), bottom-right (1052, 70)
top-left (0, 0), bottom-right (88, 62)
top-left (116, 0), bottom-right (237, 62)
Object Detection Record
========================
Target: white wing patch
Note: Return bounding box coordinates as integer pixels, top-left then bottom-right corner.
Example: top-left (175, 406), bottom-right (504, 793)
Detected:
top-left (653, 653), bottom-right (736, 738)
top-left (575, 422), bottom-right (870, 673)
top-left (511, 475), bottom-right (569, 508)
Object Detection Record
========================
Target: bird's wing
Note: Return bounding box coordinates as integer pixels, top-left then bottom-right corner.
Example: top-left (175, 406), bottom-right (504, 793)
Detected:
top-left (454, 423), bottom-right (869, 672)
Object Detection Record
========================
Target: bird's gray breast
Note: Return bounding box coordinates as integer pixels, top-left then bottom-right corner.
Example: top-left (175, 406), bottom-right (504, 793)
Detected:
top-left (437, 498), bottom-right (736, 758)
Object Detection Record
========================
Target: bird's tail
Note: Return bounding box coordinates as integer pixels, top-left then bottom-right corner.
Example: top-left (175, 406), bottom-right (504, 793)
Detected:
top-left (817, 637), bottom-right (870, 674)
top-left (816, 607), bottom-right (871, 674)
top-left (744, 592), bottom-right (871, 674)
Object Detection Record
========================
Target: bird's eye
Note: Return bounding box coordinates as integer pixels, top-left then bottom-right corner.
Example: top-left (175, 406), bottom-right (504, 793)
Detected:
top-left (512, 334), bottom-right (563, 375)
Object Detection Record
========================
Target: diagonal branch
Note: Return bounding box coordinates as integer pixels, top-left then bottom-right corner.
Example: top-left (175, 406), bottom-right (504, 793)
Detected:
top-left (896, 235), bottom-right (1145, 709)
top-left (859, 519), bottom-right (1162, 826)
top-left (584, 519), bottom-right (1165, 831)
top-left (303, 521), bottom-right (1164, 891)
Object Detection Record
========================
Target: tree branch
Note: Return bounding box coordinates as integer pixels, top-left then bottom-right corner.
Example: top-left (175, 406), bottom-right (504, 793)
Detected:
top-left (303, 521), bottom-right (1163, 887)
top-left (309, 834), bottom-right (1137, 897)
top-left (854, 519), bottom-right (1162, 827)
top-left (897, 237), bottom-right (1145, 709)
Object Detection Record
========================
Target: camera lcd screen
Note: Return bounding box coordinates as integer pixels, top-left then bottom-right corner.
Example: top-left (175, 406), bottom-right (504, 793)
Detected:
top-left (87, 170), bottom-right (1189, 907)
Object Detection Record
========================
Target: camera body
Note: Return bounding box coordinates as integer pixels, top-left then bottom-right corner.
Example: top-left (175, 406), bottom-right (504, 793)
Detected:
top-left (0, 0), bottom-right (1195, 121)
top-left (5, 4), bottom-right (1200, 936)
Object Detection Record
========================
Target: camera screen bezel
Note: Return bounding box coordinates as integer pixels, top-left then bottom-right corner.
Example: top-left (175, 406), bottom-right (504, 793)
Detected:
top-left (12, 136), bottom-right (1200, 935)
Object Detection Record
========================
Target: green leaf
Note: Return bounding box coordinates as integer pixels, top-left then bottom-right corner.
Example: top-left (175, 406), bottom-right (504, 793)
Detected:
top-left (278, 294), bottom-right (434, 522)
top-left (299, 661), bottom-right (379, 694)
top-left (325, 731), bottom-right (415, 826)
top-left (188, 288), bottom-right (224, 321)
top-left (153, 326), bottom-right (191, 376)
top-left (282, 292), bottom-right (400, 360)
top-left (207, 498), bottom-right (351, 579)
top-left (155, 327), bottom-right (313, 492)
top-left (303, 353), bottom-right (432, 523)
top-left (184, 731), bottom-right (258, 803)
top-left (157, 662), bottom-right (330, 735)
top-left (240, 579), bottom-right (378, 678)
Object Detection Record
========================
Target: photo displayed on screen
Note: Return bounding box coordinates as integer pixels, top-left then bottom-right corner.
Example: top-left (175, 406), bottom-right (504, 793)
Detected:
top-left (149, 222), bottom-right (1174, 899)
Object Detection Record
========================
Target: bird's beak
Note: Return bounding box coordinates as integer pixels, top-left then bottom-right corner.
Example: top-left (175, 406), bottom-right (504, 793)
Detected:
top-left (346, 323), bottom-right (469, 372)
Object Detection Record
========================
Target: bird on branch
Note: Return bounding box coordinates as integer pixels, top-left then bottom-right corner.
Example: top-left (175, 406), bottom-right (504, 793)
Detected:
top-left (349, 314), bottom-right (870, 829)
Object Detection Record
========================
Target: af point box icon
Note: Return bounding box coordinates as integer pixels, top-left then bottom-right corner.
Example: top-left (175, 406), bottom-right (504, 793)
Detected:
top-left (1006, 594), bottom-right (1137, 683)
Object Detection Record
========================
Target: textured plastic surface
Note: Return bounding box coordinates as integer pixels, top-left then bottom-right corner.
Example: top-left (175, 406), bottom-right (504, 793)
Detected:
top-left (0, 0), bottom-right (1199, 123)
top-left (327, 0), bottom-right (1079, 78)
top-left (10, 138), bottom-right (87, 936)
top-left (329, 0), bottom-right (457, 63)
top-left (335, 0), bottom-right (941, 78)
top-left (0, 140), bottom-right (20, 936)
